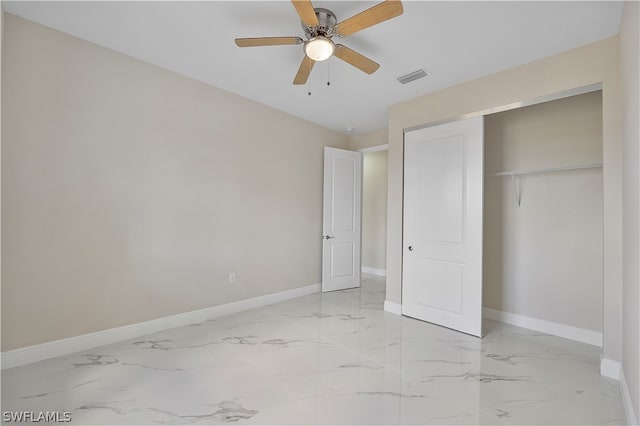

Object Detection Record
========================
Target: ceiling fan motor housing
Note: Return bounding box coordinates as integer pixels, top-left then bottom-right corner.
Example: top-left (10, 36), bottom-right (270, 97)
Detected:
top-left (302, 8), bottom-right (337, 38)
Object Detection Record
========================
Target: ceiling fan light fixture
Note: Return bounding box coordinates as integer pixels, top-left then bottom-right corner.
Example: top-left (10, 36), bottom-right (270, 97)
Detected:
top-left (304, 36), bottom-right (335, 61)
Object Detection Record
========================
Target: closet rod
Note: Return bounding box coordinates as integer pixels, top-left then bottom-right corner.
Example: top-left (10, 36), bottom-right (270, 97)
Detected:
top-left (487, 163), bottom-right (603, 177)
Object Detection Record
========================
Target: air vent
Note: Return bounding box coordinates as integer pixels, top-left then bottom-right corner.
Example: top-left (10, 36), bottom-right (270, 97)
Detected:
top-left (397, 69), bottom-right (428, 85)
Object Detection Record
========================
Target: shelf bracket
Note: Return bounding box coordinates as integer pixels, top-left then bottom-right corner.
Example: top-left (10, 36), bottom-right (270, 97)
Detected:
top-left (510, 173), bottom-right (522, 207)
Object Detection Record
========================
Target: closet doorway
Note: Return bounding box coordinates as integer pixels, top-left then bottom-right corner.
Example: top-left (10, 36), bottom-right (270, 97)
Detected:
top-left (401, 90), bottom-right (604, 346)
top-left (482, 90), bottom-right (603, 346)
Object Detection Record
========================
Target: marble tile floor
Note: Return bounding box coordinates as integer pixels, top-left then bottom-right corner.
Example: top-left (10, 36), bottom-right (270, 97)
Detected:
top-left (1, 275), bottom-right (626, 425)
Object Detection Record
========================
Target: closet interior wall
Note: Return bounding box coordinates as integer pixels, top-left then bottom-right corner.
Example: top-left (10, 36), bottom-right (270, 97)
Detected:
top-left (483, 91), bottom-right (604, 334)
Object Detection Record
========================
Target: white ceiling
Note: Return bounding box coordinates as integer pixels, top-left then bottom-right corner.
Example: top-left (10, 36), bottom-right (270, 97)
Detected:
top-left (3, 1), bottom-right (623, 134)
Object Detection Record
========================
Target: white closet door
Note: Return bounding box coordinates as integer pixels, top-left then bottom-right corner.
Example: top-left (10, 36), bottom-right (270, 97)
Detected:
top-left (322, 147), bottom-right (362, 292)
top-left (402, 117), bottom-right (484, 337)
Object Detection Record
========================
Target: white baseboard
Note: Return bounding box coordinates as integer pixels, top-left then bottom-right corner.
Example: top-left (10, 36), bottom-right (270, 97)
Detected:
top-left (621, 367), bottom-right (639, 425)
top-left (384, 300), bottom-right (401, 315)
top-left (483, 307), bottom-right (603, 347)
top-left (362, 266), bottom-right (386, 277)
top-left (600, 357), bottom-right (622, 380)
top-left (1, 283), bottom-right (321, 370)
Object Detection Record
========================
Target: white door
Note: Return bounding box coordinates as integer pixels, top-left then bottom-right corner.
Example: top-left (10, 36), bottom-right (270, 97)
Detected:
top-left (402, 116), bottom-right (484, 337)
top-left (322, 147), bottom-right (362, 292)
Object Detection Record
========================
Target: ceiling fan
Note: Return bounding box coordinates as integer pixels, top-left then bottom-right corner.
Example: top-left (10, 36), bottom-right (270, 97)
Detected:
top-left (235, 0), bottom-right (404, 85)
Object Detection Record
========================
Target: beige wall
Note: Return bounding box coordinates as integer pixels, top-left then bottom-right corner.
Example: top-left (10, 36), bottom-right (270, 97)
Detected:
top-left (1, 15), bottom-right (349, 351)
top-left (362, 151), bottom-right (387, 271)
top-left (387, 36), bottom-right (623, 362)
top-left (483, 92), bottom-right (603, 332)
top-left (620, 1), bottom-right (640, 420)
top-left (349, 128), bottom-right (388, 151)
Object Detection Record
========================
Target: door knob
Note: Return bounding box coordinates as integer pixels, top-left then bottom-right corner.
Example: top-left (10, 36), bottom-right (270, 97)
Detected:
top-left (324, 235), bottom-right (335, 240)
top-left (408, 246), bottom-right (413, 251)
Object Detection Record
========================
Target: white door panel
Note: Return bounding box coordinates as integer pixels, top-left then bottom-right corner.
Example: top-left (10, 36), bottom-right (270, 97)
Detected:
top-left (402, 117), bottom-right (484, 337)
top-left (412, 135), bottom-right (465, 244)
top-left (322, 147), bottom-right (362, 292)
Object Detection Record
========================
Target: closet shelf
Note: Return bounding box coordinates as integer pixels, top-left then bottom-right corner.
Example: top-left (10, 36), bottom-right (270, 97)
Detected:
top-left (487, 163), bottom-right (603, 177)
top-left (487, 163), bottom-right (603, 208)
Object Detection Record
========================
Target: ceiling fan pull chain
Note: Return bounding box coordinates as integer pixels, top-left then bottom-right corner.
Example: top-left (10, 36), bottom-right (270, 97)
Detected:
top-left (327, 62), bottom-right (331, 86)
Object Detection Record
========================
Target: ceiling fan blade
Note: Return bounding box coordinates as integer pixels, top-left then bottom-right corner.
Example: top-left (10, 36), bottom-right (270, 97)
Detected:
top-left (235, 37), bottom-right (303, 47)
top-left (334, 44), bottom-right (380, 75)
top-left (291, 0), bottom-right (319, 27)
top-left (334, 0), bottom-right (403, 37)
top-left (293, 55), bottom-right (315, 85)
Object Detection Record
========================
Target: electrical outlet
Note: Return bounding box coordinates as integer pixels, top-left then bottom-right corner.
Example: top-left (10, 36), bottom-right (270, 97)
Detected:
top-left (228, 272), bottom-right (236, 284)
